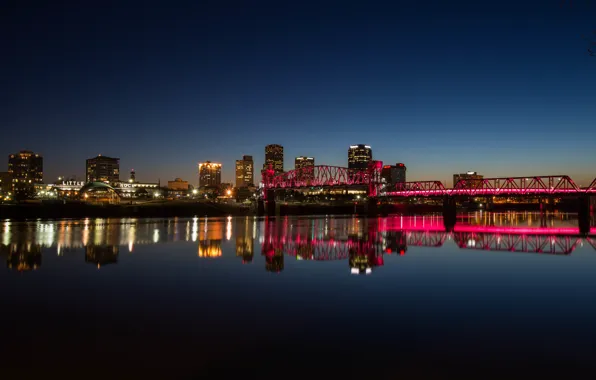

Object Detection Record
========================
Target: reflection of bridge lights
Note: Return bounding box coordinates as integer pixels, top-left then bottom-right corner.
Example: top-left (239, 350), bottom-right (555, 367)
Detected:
top-left (153, 229), bottom-right (159, 243)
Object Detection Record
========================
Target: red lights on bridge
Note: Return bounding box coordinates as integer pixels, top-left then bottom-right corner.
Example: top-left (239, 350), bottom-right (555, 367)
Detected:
top-left (388, 176), bottom-right (596, 197)
top-left (262, 164), bottom-right (595, 198)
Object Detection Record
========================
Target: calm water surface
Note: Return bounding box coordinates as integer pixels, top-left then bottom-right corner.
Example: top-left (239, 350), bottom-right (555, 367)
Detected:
top-left (1, 213), bottom-right (595, 378)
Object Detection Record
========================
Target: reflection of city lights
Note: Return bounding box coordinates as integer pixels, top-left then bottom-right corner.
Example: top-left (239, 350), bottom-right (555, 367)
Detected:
top-left (153, 229), bottom-right (159, 243)
top-left (198, 242), bottom-right (222, 258)
top-left (192, 219), bottom-right (198, 242)
top-left (226, 217), bottom-right (232, 241)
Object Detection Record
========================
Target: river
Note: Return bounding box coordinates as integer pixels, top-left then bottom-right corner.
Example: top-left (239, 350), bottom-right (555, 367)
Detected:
top-left (1, 213), bottom-right (595, 378)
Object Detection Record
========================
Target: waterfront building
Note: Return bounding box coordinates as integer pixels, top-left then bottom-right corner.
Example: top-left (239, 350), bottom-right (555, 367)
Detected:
top-left (381, 163), bottom-right (407, 188)
top-left (348, 145), bottom-right (372, 174)
top-left (198, 161), bottom-right (222, 188)
top-left (168, 178), bottom-right (189, 191)
top-left (113, 178), bottom-right (159, 198)
top-left (8, 150), bottom-right (43, 192)
top-left (453, 171), bottom-right (484, 188)
top-left (49, 179), bottom-right (86, 198)
top-left (86, 155), bottom-right (120, 183)
top-left (235, 155), bottom-right (254, 187)
top-left (167, 178), bottom-right (191, 198)
top-left (79, 182), bottom-right (120, 205)
top-left (264, 144), bottom-right (284, 175)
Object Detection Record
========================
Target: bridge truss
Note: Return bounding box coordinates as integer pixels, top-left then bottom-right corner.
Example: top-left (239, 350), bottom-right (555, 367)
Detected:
top-left (386, 175), bottom-right (596, 197)
top-left (262, 162), bottom-right (384, 196)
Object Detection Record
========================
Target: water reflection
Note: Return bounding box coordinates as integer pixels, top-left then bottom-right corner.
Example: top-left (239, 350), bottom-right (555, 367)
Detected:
top-left (1, 243), bottom-right (42, 271)
top-left (0, 213), bottom-right (594, 273)
top-left (236, 217), bottom-right (254, 263)
top-left (86, 245), bottom-right (119, 268)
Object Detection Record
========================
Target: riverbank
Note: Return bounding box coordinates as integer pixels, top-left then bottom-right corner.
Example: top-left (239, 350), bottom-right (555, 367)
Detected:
top-left (0, 201), bottom-right (253, 220)
top-left (0, 200), bottom-right (583, 221)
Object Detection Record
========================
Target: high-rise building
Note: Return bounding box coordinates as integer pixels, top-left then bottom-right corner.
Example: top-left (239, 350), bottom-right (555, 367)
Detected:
top-left (295, 156), bottom-right (315, 181)
top-left (86, 155), bottom-right (120, 183)
top-left (235, 155), bottom-right (254, 187)
top-left (381, 163), bottom-right (407, 187)
top-left (264, 144), bottom-right (284, 175)
top-left (8, 150), bottom-right (43, 192)
top-left (198, 161), bottom-right (222, 188)
top-left (453, 171), bottom-right (484, 188)
top-left (348, 145), bottom-right (372, 174)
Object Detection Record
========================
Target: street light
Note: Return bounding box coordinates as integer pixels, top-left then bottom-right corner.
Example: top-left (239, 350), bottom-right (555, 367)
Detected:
top-left (192, 189), bottom-right (198, 195)
top-left (226, 189), bottom-right (232, 196)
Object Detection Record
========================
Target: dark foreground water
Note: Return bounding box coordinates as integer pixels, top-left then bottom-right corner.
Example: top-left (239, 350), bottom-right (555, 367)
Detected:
top-left (1, 213), bottom-right (595, 379)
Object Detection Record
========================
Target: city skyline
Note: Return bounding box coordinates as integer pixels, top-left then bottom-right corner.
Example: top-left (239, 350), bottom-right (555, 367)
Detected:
top-left (3, 142), bottom-right (596, 187)
top-left (3, 1), bottom-right (595, 186)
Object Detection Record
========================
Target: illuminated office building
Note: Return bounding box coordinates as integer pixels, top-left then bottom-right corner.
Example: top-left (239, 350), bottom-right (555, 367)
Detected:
top-left (8, 150), bottom-right (43, 192)
top-left (348, 145), bottom-right (372, 173)
top-left (264, 144), bottom-right (284, 175)
top-left (453, 171), bottom-right (484, 188)
top-left (381, 163), bottom-right (407, 186)
top-left (235, 155), bottom-right (254, 187)
top-left (86, 155), bottom-right (120, 183)
top-left (295, 156), bottom-right (315, 181)
top-left (198, 161), bottom-right (222, 188)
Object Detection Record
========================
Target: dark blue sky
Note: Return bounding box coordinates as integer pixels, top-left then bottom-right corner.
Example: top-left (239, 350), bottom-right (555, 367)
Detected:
top-left (2, 0), bottom-right (595, 186)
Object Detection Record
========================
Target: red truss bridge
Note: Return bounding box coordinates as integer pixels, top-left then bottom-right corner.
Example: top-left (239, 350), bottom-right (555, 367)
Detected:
top-left (262, 161), bottom-right (384, 196)
top-left (262, 161), bottom-right (596, 198)
top-left (385, 176), bottom-right (596, 197)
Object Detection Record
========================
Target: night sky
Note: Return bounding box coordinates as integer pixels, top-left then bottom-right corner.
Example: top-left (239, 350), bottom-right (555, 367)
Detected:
top-left (3, 0), bottom-right (595, 186)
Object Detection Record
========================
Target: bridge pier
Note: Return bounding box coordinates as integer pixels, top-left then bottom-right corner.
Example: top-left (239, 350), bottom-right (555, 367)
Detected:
top-left (578, 195), bottom-right (591, 235)
top-left (266, 189), bottom-right (277, 217)
top-left (443, 197), bottom-right (457, 232)
top-left (485, 197), bottom-right (494, 211)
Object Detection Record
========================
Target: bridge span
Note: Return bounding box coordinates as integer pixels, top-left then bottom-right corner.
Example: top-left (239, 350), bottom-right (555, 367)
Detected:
top-left (260, 162), bottom-right (595, 233)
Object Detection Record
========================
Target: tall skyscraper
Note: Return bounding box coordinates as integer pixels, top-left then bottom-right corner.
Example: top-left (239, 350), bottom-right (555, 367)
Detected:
top-left (295, 156), bottom-right (315, 181)
top-left (264, 144), bottom-right (284, 175)
top-left (235, 155), bottom-right (254, 187)
top-left (348, 145), bottom-right (372, 173)
top-left (198, 161), bottom-right (222, 188)
top-left (8, 150), bottom-right (43, 191)
top-left (86, 155), bottom-right (120, 183)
